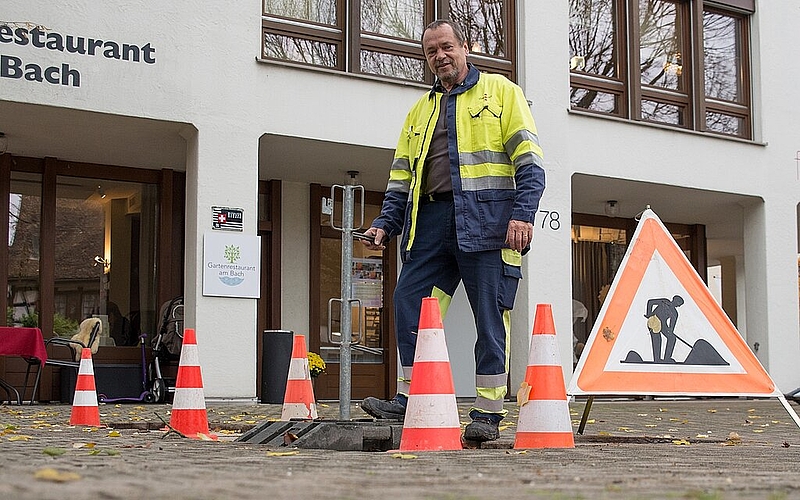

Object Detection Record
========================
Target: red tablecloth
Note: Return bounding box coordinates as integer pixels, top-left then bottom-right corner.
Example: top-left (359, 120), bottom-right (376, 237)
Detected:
top-left (0, 327), bottom-right (48, 364)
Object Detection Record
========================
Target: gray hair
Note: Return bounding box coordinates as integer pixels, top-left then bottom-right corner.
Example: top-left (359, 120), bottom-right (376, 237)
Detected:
top-left (423, 20), bottom-right (467, 45)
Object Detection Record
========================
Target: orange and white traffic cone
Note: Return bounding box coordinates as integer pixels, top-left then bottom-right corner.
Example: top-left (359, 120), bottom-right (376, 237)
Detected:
top-left (514, 304), bottom-right (575, 449)
top-left (399, 297), bottom-right (462, 451)
top-left (169, 328), bottom-right (213, 439)
top-left (69, 347), bottom-right (101, 427)
top-left (280, 334), bottom-right (318, 420)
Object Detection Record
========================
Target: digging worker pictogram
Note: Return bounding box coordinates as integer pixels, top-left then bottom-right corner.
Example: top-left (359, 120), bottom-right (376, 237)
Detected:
top-left (645, 295), bottom-right (684, 363)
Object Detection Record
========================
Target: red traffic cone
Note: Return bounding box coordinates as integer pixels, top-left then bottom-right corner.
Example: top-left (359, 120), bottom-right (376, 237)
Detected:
top-left (169, 328), bottom-right (212, 439)
top-left (399, 297), bottom-right (462, 451)
top-left (70, 348), bottom-right (101, 427)
top-left (514, 304), bottom-right (575, 449)
top-left (281, 335), bottom-right (318, 420)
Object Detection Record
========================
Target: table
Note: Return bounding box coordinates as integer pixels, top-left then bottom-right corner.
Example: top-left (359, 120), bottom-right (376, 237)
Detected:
top-left (0, 327), bottom-right (48, 404)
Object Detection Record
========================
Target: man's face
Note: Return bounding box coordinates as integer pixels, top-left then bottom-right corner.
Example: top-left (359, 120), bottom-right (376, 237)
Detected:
top-left (422, 25), bottom-right (469, 90)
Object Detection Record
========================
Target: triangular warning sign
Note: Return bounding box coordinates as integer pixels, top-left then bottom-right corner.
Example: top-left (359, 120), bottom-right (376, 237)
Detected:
top-left (568, 209), bottom-right (779, 397)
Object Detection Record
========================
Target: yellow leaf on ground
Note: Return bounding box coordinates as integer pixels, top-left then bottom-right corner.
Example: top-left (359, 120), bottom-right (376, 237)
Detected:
top-left (8, 435), bottom-right (32, 441)
top-left (267, 450), bottom-right (300, 456)
top-left (34, 468), bottom-right (81, 482)
top-left (671, 439), bottom-right (691, 446)
top-left (516, 382), bottom-right (532, 407)
top-left (391, 453), bottom-right (417, 459)
top-left (107, 430), bottom-right (121, 437)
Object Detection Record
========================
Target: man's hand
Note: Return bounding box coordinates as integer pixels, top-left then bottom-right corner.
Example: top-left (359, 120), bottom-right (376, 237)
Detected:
top-left (360, 227), bottom-right (386, 250)
top-left (505, 219), bottom-right (533, 252)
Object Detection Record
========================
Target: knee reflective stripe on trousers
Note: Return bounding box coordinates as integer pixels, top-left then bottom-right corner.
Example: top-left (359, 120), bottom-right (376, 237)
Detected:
top-left (475, 373), bottom-right (508, 415)
top-left (430, 286), bottom-right (452, 319)
top-left (396, 366), bottom-right (413, 395)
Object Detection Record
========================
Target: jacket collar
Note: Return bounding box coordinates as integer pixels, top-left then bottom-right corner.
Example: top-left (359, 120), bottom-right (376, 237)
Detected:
top-left (429, 63), bottom-right (480, 97)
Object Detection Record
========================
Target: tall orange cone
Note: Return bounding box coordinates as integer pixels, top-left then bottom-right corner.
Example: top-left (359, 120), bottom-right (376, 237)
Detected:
top-left (514, 304), bottom-right (575, 449)
top-left (399, 297), bottom-right (462, 451)
top-left (281, 334), bottom-right (318, 420)
top-left (169, 328), bottom-right (212, 439)
top-left (70, 348), bottom-right (101, 427)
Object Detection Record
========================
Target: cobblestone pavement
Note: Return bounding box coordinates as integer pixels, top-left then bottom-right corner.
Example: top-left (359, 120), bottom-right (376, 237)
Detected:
top-left (0, 398), bottom-right (799, 499)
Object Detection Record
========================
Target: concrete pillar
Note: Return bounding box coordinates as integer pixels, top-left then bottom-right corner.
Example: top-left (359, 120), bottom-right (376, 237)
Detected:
top-left (743, 200), bottom-right (800, 392)
top-left (183, 125), bottom-right (260, 400)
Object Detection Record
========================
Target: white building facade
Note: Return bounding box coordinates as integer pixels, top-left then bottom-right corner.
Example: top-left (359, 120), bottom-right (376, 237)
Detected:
top-left (1, 0), bottom-right (798, 402)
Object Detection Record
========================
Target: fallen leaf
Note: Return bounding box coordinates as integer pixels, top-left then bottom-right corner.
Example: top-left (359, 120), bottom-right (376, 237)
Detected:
top-left (34, 468), bottom-right (81, 482)
top-left (104, 449), bottom-right (120, 456)
top-left (671, 439), bottom-right (690, 446)
top-left (8, 435), bottom-right (32, 441)
top-left (72, 442), bottom-right (97, 449)
top-left (391, 453), bottom-right (417, 459)
top-left (726, 432), bottom-right (741, 445)
top-left (107, 430), bottom-right (121, 437)
top-left (782, 442), bottom-right (790, 448)
top-left (42, 447), bottom-right (67, 456)
top-left (267, 450), bottom-right (300, 457)
top-left (283, 432), bottom-right (299, 446)
top-left (516, 382), bottom-right (532, 407)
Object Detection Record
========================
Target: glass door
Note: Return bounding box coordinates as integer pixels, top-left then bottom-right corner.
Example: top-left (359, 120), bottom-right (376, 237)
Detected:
top-left (310, 184), bottom-right (397, 400)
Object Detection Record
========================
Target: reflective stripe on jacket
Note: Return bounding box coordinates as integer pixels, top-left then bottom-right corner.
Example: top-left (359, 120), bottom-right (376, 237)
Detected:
top-left (374, 64), bottom-right (545, 253)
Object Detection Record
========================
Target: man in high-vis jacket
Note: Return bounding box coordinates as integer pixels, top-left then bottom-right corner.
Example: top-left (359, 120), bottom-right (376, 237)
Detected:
top-left (360, 19), bottom-right (545, 442)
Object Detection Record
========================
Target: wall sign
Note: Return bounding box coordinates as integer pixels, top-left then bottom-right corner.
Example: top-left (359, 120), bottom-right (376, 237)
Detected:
top-left (202, 232), bottom-right (260, 299)
top-left (0, 22), bottom-right (157, 88)
top-left (212, 206), bottom-right (243, 232)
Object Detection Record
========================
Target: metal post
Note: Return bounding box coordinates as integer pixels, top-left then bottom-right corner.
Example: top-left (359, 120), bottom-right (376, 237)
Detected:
top-left (326, 171), bottom-right (364, 421)
top-left (339, 181), bottom-right (354, 420)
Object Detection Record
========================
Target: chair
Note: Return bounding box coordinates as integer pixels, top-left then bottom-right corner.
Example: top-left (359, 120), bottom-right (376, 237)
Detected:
top-left (31, 318), bottom-right (102, 402)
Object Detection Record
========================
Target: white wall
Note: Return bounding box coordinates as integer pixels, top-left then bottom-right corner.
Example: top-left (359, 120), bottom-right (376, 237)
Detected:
top-left (4, 0), bottom-right (799, 396)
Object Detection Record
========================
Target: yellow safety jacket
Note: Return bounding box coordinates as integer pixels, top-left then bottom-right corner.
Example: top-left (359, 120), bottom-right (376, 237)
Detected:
top-left (374, 64), bottom-right (545, 254)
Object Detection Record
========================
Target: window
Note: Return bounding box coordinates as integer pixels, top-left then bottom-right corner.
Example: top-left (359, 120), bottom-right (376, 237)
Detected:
top-left (261, 0), bottom-right (517, 82)
top-left (569, 0), bottom-right (752, 139)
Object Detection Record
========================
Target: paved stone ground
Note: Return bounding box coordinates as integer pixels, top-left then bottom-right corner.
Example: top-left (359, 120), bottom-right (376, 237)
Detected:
top-left (0, 398), bottom-right (799, 499)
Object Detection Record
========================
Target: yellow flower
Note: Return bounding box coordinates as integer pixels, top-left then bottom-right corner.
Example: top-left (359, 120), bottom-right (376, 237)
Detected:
top-left (307, 351), bottom-right (326, 378)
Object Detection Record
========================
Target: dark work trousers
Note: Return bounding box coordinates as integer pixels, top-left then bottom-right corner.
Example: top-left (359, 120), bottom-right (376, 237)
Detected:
top-left (394, 198), bottom-right (516, 394)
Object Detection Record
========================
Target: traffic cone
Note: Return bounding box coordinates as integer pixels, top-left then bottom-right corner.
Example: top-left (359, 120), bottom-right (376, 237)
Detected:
top-left (399, 297), bottom-right (462, 451)
top-left (169, 328), bottom-right (212, 439)
top-left (514, 304), bottom-right (575, 449)
top-left (280, 334), bottom-right (318, 420)
top-left (69, 348), bottom-right (101, 427)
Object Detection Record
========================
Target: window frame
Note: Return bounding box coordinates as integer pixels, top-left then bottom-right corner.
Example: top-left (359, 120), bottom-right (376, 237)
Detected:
top-left (569, 0), bottom-right (753, 140)
top-left (261, 0), bottom-right (518, 83)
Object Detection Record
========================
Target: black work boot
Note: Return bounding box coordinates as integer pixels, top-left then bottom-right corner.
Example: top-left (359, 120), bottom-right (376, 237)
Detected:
top-left (361, 395), bottom-right (407, 420)
top-left (463, 416), bottom-right (501, 442)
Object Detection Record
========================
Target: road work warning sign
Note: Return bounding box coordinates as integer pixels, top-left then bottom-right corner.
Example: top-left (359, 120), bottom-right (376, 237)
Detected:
top-left (567, 209), bottom-right (779, 397)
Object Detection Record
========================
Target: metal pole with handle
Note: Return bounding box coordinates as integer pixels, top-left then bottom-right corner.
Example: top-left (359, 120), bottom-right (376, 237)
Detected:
top-left (325, 171), bottom-right (365, 421)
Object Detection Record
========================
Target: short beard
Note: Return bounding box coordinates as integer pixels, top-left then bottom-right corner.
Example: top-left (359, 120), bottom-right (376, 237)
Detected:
top-left (437, 67), bottom-right (460, 88)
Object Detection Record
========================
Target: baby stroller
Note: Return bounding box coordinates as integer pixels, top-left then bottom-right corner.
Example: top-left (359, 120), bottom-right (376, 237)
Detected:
top-left (148, 296), bottom-right (183, 403)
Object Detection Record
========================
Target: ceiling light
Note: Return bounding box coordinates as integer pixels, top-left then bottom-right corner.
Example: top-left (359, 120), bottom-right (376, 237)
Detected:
top-left (604, 200), bottom-right (620, 217)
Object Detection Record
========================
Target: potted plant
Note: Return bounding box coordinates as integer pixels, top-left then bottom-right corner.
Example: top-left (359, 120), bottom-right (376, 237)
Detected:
top-left (307, 351), bottom-right (326, 379)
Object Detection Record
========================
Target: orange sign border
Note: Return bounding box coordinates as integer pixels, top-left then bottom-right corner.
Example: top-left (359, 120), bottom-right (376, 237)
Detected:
top-left (571, 212), bottom-right (777, 396)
